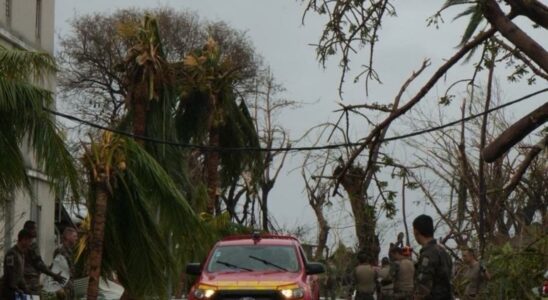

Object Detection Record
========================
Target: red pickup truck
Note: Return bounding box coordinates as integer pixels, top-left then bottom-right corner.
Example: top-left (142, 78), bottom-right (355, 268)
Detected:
top-left (186, 233), bottom-right (325, 300)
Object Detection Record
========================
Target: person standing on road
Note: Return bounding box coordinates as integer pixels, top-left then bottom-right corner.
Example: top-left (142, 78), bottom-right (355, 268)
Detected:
top-left (2, 229), bottom-right (33, 300)
top-left (389, 247), bottom-right (414, 300)
top-left (43, 227), bottom-right (79, 300)
top-left (353, 253), bottom-right (377, 300)
top-left (412, 215), bottom-right (453, 300)
top-left (377, 257), bottom-right (393, 300)
top-left (461, 248), bottom-right (490, 299)
top-left (23, 220), bottom-right (66, 296)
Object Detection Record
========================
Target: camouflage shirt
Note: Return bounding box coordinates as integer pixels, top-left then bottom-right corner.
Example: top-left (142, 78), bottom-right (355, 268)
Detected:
top-left (2, 245), bottom-right (28, 296)
top-left (24, 241), bottom-right (54, 293)
top-left (54, 244), bottom-right (76, 300)
top-left (414, 239), bottom-right (453, 300)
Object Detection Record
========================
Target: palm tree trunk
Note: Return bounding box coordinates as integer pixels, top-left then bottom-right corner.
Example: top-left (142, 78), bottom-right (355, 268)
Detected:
top-left (206, 126), bottom-right (221, 215)
top-left (205, 92), bottom-right (221, 215)
top-left (87, 177), bottom-right (109, 300)
top-left (132, 95), bottom-right (147, 146)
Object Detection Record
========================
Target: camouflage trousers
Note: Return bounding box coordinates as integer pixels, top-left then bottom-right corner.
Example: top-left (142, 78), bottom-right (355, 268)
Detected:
top-left (24, 274), bottom-right (42, 295)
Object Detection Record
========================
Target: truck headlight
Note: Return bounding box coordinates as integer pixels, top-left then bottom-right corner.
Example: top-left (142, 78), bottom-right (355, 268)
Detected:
top-left (193, 288), bottom-right (216, 299)
top-left (280, 287), bottom-right (305, 299)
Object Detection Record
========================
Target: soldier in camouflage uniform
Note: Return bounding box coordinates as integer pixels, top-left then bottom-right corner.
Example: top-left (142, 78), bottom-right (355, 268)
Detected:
top-left (23, 221), bottom-right (66, 295)
top-left (412, 215), bottom-right (453, 300)
top-left (1, 229), bottom-right (33, 300)
top-left (51, 227), bottom-right (78, 300)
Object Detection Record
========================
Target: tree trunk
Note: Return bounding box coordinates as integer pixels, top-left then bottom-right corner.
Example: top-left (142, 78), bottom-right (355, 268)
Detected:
top-left (345, 182), bottom-right (367, 250)
top-left (311, 202), bottom-right (329, 260)
top-left (457, 178), bottom-right (467, 230)
top-left (402, 177), bottom-right (411, 246)
top-left (206, 126), bottom-right (221, 215)
top-left (504, 0), bottom-right (548, 29)
top-left (132, 92), bottom-right (147, 146)
top-left (87, 177), bottom-right (109, 300)
top-left (482, 102), bottom-right (548, 162)
top-left (478, 52), bottom-right (495, 254)
top-left (483, 0), bottom-right (548, 73)
top-left (335, 165), bottom-right (379, 260)
top-left (174, 271), bottom-right (187, 299)
top-left (206, 94), bottom-right (221, 215)
top-left (261, 184), bottom-right (272, 232)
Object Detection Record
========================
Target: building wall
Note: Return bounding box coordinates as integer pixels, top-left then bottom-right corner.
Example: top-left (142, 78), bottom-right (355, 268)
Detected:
top-left (0, 0), bottom-right (58, 270)
top-left (0, 0), bottom-right (55, 54)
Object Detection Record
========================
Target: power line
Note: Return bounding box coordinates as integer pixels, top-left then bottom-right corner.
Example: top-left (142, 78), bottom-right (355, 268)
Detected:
top-left (46, 87), bottom-right (547, 152)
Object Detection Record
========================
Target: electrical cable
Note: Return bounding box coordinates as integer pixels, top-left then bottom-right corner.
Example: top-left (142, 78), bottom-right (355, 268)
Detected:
top-left (45, 87), bottom-right (547, 152)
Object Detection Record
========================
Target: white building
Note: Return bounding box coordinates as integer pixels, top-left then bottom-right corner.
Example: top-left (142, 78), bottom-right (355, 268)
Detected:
top-left (1, 0), bottom-right (59, 267)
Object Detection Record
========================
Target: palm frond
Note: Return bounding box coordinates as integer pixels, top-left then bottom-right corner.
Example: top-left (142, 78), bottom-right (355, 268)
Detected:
top-left (176, 89), bottom-right (210, 143)
top-left (442, 0), bottom-right (474, 10)
top-left (0, 46), bottom-right (57, 82)
top-left (456, 4), bottom-right (484, 46)
top-left (218, 95), bottom-right (263, 186)
top-left (0, 77), bottom-right (52, 113)
top-left (0, 66), bottom-right (79, 198)
top-left (29, 115), bottom-right (80, 199)
top-left (438, 1), bottom-right (484, 47)
top-left (0, 127), bottom-right (29, 192)
top-left (177, 38), bottom-right (263, 190)
top-left (81, 135), bottom-right (207, 298)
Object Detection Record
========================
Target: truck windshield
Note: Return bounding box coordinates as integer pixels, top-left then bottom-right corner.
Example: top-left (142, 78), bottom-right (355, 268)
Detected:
top-left (207, 245), bottom-right (300, 273)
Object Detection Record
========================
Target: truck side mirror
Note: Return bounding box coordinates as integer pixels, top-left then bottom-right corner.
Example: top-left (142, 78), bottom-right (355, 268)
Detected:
top-left (306, 262), bottom-right (325, 275)
top-left (186, 263), bottom-right (202, 275)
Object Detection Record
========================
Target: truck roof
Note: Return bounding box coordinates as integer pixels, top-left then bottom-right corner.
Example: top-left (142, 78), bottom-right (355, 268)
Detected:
top-left (217, 233), bottom-right (300, 246)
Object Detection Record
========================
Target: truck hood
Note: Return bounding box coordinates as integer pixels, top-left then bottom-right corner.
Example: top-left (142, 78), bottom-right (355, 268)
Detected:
top-left (200, 271), bottom-right (301, 289)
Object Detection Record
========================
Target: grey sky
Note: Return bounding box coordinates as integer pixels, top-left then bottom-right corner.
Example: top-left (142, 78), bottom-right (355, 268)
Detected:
top-left (55, 0), bottom-right (547, 251)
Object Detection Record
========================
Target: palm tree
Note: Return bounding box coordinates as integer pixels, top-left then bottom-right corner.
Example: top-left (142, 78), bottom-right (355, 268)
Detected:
top-left (177, 38), bottom-right (262, 215)
top-left (0, 45), bottom-right (78, 199)
top-left (81, 132), bottom-right (203, 300)
top-left (120, 15), bottom-right (175, 140)
top-left (120, 15), bottom-right (198, 198)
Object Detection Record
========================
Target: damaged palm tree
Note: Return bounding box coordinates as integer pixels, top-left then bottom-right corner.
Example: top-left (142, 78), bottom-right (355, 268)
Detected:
top-left (81, 132), bottom-right (202, 300)
top-left (0, 45), bottom-right (79, 200)
top-left (177, 37), bottom-right (262, 215)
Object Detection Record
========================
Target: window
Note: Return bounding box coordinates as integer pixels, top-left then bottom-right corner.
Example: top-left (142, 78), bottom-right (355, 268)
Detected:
top-left (35, 0), bottom-right (42, 41)
top-left (207, 245), bottom-right (300, 273)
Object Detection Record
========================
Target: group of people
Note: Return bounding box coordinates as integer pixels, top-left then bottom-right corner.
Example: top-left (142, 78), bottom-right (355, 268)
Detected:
top-left (352, 214), bottom-right (490, 300)
top-left (1, 221), bottom-right (78, 300)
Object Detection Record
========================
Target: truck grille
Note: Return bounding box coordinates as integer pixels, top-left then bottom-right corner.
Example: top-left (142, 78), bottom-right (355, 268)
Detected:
top-left (214, 290), bottom-right (281, 300)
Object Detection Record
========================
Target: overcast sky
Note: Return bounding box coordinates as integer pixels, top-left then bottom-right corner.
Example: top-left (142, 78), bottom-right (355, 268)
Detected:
top-left (55, 0), bottom-right (547, 252)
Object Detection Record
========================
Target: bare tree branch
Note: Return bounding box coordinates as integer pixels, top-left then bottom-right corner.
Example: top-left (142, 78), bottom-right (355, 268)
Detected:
top-left (333, 24), bottom-right (501, 194)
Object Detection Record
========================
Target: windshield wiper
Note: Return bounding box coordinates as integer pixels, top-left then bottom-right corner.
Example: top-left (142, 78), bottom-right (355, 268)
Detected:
top-left (248, 255), bottom-right (288, 271)
top-left (216, 260), bottom-right (253, 272)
